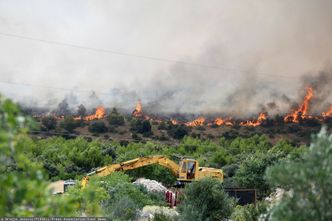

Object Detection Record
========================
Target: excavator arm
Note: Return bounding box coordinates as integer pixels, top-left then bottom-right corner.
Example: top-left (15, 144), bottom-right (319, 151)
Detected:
top-left (81, 155), bottom-right (179, 188)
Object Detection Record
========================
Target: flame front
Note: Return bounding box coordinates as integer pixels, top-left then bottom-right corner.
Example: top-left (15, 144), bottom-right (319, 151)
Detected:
top-left (84, 106), bottom-right (106, 121)
top-left (322, 106), bottom-right (332, 118)
top-left (240, 112), bottom-right (267, 127)
top-left (185, 117), bottom-right (206, 127)
top-left (284, 87), bottom-right (313, 123)
top-left (132, 99), bottom-right (143, 118)
top-left (214, 117), bottom-right (233, 126)
top-left (171, 119), bottom-right (178, 125)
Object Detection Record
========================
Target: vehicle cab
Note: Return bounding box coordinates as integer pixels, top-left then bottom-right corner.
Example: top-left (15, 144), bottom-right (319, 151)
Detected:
top-left (178, 159), bottom-right (198, 184)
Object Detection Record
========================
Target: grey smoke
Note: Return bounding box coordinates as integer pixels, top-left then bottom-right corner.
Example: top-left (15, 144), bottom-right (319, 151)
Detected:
top-left (0, 0), bottom-right (331, 116)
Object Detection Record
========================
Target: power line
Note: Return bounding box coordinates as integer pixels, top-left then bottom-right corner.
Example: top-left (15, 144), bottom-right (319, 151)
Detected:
top-left (0, 31), bottom-right (298, 79)
top-left (0, 79), bottom-right (95, 93)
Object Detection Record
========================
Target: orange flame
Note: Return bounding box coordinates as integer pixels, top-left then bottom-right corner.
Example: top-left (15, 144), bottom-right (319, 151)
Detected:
top-left (185, 117), bottom-right (206, 127)
top-left (240, 112), bottom-right (267, 127)
top-left (171, 119), bottom-right (178, 125)
top-left (84, 106), bottom-right (106, 121)
top-left (132, 99), bottom-right (143, 118)
top-left (322, 106), bottom-right (332, 118)
top-left (214, 117), bottom-right (233, 126)
top-left (284, 87), bottom-right (313, 123)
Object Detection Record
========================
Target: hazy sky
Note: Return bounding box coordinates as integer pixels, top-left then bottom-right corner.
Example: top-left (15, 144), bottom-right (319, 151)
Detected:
top-left (0, 0), bottom-right (331, 115)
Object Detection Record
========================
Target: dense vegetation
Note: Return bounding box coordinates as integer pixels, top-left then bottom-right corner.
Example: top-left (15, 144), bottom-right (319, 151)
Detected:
top-left (2, 96), bottom-right (332, 220)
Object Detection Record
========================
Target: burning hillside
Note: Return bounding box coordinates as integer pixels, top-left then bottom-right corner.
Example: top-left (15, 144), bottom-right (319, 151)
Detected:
top-left (30, 84), bottom-right (332, 130)
top-left (26, 83), bottom-right (332, 147)
top-left (240, 113), bottom-right (267, 127)
top-left (284, 87), bottom-right (314, 123)
top-left (83, 106), bottom-right (106, 121)
top-left (322, 106), bottom-right (332, 118)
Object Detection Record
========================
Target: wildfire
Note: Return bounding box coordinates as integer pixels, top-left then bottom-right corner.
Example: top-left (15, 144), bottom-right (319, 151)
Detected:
top-left (83, 106), bottom-right (106, 121)
top-left (214, 117), bottom-right (233, 126)
top-left (171, 119), bottom-right (178, 125)
top-left (185, 117), bottom-right (206, 127)
top-left (132, 99), bottom-right (143, 118)
top-left (240, 112), bottom-right (267, 127)
top-left (322, 106), bottom-right (332, 118)
top-left (284, 87), bottom-right (313, 123)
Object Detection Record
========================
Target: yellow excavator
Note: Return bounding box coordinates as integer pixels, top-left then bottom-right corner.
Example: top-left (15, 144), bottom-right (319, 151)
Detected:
top-left (81, 155), bottom-right (223, 188)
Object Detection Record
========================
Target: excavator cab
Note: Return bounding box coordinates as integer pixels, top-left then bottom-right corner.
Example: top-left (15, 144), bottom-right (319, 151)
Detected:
top-left (178, 159), bottom-right (198, 182)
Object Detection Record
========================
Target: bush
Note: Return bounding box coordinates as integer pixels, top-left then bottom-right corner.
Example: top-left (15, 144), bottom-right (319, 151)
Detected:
top-left (130, 119), bottom-right (152, 134)
top-left (41, 115), bottom-right (57, 131)
top-left (32, 137), bottom-right (113, 180)
top-left (88, 121), bottom-right (108, 133)
top-left (77, 104), bottom-right (86, 117)
top-left (266, 128), bottom-right (332, 221)
top-left (234, 152), bottom-right (283, 198)
top-left (60, 116), bottom-right (79, 132)
top-left (167, 125), bottom-right (188, 139)
top-left (231, 202), bottom-right (267, 221)
top-left (158, 121), bottom-right (167, 130)
top-left (108, 108), bottom-right (125, 126)
top-left (0, 96), bottom-right (78, 216)
top-left (109, 197), bottom-right (139, 221)
top-left (153, 212), bottom-right (177, 221)
top-left (178, 178), bottom-right (235, 221)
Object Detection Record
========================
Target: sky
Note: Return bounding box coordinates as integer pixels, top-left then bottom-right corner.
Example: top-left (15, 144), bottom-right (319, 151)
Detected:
top-left (0, 0), bottom-right (331, 116)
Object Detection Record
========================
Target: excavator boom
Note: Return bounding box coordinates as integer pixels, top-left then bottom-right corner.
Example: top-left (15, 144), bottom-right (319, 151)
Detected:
top-left (81, 155), bottom-right (180, 187)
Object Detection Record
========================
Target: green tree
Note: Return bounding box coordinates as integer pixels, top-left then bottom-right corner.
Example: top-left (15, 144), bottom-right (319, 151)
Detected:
top-left (67, 177), bottom-right (108, 216)
top-left (88, 121), bottom-right (108, 133)
top-left (130, 119), bottom-right (152, 135)
top-left (0, 95), bottom-right (77, 216)
top-left (77, 104), bottom-right (86, 118)
top-left (56, 98), bottom-right (71, 116)
top-left (167, 125), bottom-right (188, 139)
top-left (234, 152), bottom-right (282, 198)
top-left (178, 178), bottom-right (234, 221)
top-left (231, 202), bottom-right (267, 221)
top-left (108, 108), bottom-right (125, 126)
top-left (60, 116), bottom-right (79, 132)
top-left (41, 115), bottom-right (57, 131)
top-left (266, 128), bottom-right (332, 221)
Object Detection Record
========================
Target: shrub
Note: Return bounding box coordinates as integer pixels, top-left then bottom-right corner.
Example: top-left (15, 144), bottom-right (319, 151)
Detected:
top-left (178, 178), bottom-right (235, 221)
top-left (158, 121), bottom-right (167, 130)
top-left (266, 128), bottom-right (332, 221)
top-left (88, 121), bottom-right (108, 133)
top-left (108, 108), bottom-right (125, 126)
top-left (167, 125), bottom-right (188, 139)
top-left (41, 115), bottom-right (57, 131)
top-left (77, 104), bottom-right (86, 117)
top-left (109, 197), bottom-right (139, 221)
top-left (130, 119), bottom-right (152, 134)
top-left (234, 152), bottom-right (283, 198)
top-left (60, 116), bottom-right (79, 132)
top-left (0, 96), bottom-right (78, 216)
top-left (231, 202), bottom-right (267, 221)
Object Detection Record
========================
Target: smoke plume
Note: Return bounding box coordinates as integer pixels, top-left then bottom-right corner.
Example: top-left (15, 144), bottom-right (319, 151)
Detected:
top-left (0, 0), bottom-right (331, 116)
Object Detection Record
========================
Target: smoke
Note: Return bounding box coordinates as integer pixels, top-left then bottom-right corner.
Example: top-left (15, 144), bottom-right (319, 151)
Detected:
top-left (301, 69), bottom-right (332, 113)
top-left (0, 0), bottom-right (331, 116)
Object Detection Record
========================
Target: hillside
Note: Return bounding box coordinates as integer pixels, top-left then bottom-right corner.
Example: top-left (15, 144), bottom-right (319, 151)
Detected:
top-left (31, 115), bottom-right (332, 146)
